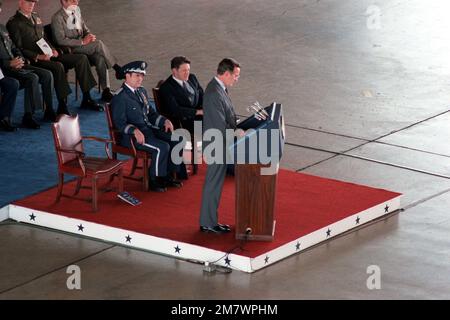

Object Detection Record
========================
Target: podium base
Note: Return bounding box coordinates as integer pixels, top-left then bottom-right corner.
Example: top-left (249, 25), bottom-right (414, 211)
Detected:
top-left (236, 220), bottom-right (276, 241)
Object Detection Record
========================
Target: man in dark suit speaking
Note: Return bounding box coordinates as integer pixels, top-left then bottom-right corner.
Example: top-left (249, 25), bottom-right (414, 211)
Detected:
top-left (199, 58), bottom-right (241, 234)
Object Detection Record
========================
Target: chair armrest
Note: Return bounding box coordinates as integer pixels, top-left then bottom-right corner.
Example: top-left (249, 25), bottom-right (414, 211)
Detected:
top-left (82, 136), bottom-right (113, 143)
top-left (56, 147), bottom-right (85, 158)
top-left (112, 132), bottom-right (138, 157)
top-left (82, 136), bottom-right (113, 159)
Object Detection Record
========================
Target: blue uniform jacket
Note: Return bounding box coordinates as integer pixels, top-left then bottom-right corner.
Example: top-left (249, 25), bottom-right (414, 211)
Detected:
top-left (111, 83), bottom-right (167, 146)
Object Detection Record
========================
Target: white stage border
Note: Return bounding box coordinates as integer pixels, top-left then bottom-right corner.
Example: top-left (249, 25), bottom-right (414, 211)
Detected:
top-left (1, 196), bottom-right (401, 273)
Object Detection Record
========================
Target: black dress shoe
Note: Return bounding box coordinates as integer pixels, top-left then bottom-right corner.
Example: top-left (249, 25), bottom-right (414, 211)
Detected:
top-left (80, 99), bottom-right (104, 112)
top-left (149, 179), bottom-right (167, 192)
top-left (113, 64), bottom-right (124, 80)
top-left (43, 109), bottom-right (57, 122)
top-left (200, 226), bottom-right (229, 234)
top-left (164, 177), bottom-right (183, 188)
top-left (101, 88), bottom-right (114, 102)
top-left (218, 223), bottom-right (231, 231)
top-left (0, 119), bottom-right (17, 132)
top-left (22, 114), bottom-right (40, 129)
top-left (177, 171), bottom-right (188, 180)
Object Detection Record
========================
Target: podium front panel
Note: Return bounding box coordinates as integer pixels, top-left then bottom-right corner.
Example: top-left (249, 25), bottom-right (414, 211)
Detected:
top-left (235, 164), bottom-right (277, 241)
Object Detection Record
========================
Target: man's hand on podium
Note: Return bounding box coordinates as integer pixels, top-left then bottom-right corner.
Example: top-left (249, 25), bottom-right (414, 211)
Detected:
top-left (235, 128), bottom-right (246, 137)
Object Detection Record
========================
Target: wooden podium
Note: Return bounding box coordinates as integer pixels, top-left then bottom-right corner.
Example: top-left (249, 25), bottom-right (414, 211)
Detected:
top-left (232, 102), bottom-right (285, 241)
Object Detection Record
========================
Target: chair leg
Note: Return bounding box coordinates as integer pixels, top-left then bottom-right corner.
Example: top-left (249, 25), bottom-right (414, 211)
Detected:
top-left (56, 173), bottom-right (64, 203)
top-left (143, 157), bottom-right (149, 191)
top-left (118, 169), bottom-right (124, 192)
top-left (92, 177), bottom-right (98, 212)
top-left (74, 178), bottom-right (83, 195)
top-left (129, 157), bottom-right (138, 176)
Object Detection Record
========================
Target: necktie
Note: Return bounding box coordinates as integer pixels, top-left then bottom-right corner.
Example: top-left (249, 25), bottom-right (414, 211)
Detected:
top-left (135, 88), bottom-right (152, 127)
top-left (183, 81), bottom-right (195, 104)
top-left (2, 37), bottom-right (14, 59)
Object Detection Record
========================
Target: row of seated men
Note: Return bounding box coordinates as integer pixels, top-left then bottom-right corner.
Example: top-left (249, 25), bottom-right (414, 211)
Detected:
top-left (0, 0), bottom-right (121, 131)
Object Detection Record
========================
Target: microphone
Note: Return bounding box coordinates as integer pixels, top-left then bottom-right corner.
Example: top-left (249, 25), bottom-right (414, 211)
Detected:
top-left (254, 101), bottom-right (270, 118)
top-left (246, 102), bottom-right (267, 121)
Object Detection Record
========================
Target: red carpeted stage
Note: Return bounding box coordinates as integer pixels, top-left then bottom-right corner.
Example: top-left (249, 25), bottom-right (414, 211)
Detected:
top-left (3, 161), bottom-right (401, 273)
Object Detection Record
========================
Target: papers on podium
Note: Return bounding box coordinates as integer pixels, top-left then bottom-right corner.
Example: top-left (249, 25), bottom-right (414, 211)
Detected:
top-left (36, 38), bottom-right (53, 57)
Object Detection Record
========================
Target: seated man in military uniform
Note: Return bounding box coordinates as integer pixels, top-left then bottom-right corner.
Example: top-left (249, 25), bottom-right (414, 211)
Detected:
top-left (51, 0), bottom-right (122, 102)
top-left (7, 0), bottom-right (102, 113)
top-left (111, 61), bottom-right (183, 192)
top-left (0, 0), bottom-right (59, 129)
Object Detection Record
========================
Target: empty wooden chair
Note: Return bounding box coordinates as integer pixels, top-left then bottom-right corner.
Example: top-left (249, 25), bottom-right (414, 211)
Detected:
top-left (52, 114), bottom-right (124, 211)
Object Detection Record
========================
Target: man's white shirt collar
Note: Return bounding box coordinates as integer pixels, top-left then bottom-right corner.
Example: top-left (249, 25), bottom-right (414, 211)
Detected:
top-left (63, 7), bottom-right (82, 30)
top-left (125, 83), bottom-right (136, 93)
top-left (214, 76), bottom-right (226, 92)
top-left (172, 75), bottom-right (184, 87)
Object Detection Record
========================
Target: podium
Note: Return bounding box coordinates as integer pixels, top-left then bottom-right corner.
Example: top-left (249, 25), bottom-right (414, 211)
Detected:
top-left (231, 102), bottom-right (285, 241)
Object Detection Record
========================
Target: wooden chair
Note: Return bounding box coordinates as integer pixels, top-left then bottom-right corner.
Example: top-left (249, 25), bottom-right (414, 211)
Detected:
top-left (105, 103), bottom-right (150, 191)
top-left (152, 80), bottom-right (198, 175)
top-left (52, 114), bottom-right (124, 211)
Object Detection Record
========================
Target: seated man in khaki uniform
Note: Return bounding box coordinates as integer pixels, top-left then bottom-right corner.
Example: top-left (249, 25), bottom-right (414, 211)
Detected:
top-left (51, 0), bottom-right (122, 102)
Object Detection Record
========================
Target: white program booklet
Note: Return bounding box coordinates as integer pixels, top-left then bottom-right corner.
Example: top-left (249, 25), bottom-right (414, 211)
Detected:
top-left (36, 38), bottom-right (53, 56)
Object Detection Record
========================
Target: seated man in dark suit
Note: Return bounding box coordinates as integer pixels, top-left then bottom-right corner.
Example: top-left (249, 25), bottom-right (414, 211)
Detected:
top-left (159, 56), bottom-right (203, 134)
top-left (111, 61), bottom-right (183, 192)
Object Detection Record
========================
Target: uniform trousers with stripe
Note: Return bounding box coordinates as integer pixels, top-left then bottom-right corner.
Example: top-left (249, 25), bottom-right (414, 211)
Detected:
top-left (135, 128), bottom-right (183, 178)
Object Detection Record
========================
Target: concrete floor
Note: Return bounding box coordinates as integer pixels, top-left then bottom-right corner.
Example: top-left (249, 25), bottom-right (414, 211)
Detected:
top-left (1, 0), bottom-right (449, 299)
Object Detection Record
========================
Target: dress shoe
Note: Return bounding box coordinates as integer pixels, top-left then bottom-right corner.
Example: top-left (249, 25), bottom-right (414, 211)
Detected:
top-left (43, 109), bottom-right (57, 122)
top-left (177, 167), bottom-right (189, 180)
top-left (149, 179), bottom-right (167, 192)
top-left (101, 88), bottom-right (114, 102)
top-left (218, 223), bottom-right (231, 231)
top-left (163, 176), bottom-right (183, 188)
top-left (0, 119), bottom-right (17, 132)
top-left (113, 64), bottom-right (124, 80)
top-left (200, 226), bottom-right (230, 234)
top-left (80, 99), bottom-right (104, 112)
top-left (22, 114), bottom-right (40, 129)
